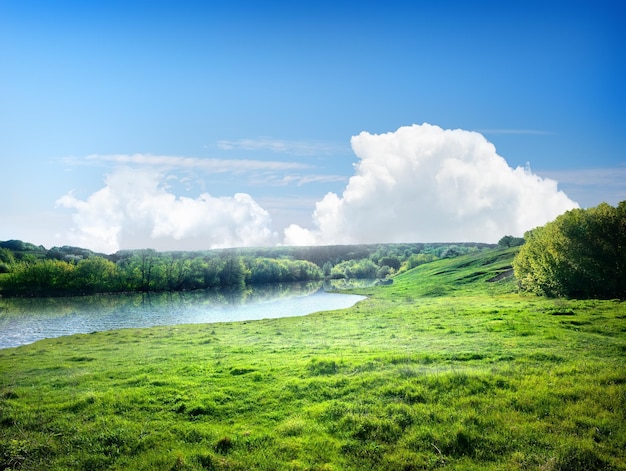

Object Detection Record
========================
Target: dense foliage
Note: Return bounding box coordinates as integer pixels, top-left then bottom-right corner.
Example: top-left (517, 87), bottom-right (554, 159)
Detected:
top-left (0, 252), bottom-right (321, 296)
top-left (497, 234), bottom-right (525, 248)
top-left (513, 201), bottom-right (626, 298)
top-left (0, 240), bottom-right (494, 297)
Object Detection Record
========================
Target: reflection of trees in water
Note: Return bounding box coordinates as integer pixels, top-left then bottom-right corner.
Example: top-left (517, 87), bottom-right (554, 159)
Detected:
top-left (0, 281), bottom-right (325, 319)
top-left (324, 279), bottom-right (377, 291)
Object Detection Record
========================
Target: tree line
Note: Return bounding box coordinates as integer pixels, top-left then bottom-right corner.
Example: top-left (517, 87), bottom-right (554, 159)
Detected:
top-left (0, 251), bottom-right (322, 297)
top-left (0, 241), bottom-right (494, 297)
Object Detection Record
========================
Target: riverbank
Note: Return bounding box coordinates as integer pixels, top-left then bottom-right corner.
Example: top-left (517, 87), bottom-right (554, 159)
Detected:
top-left (0, 282), bottom-right (365, 349)
top-left (1, 248), bottom-right (625, 470)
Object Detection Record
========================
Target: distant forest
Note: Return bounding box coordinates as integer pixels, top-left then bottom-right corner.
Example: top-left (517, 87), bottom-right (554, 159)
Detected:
top-left (0, 239), bottom-right (495, 297)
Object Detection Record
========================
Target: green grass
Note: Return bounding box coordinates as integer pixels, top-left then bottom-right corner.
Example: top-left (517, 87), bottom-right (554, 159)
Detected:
top-left (1, 247), bottom-right (625, 470)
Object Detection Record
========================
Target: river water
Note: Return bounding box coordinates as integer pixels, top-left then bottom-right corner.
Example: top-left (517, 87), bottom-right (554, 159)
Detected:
top-left (0, 282), bottom-right (366, 349)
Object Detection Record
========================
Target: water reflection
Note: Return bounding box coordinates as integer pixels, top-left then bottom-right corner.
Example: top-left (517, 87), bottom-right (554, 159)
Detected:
top-left (324, 279), bottom-right (378, 290)
top-left (0, 282), bottom-right (365, 349)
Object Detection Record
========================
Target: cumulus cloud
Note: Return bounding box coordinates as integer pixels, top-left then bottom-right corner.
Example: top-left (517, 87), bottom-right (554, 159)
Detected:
top-left (284, 123), bottom-right (578, 246)
top-left (55, 124), bottom-right (580, 252)
top-left (56, 167), bottom-right (278, 253)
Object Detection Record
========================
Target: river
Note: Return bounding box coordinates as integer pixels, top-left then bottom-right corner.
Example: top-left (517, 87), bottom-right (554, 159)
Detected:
top-left (0, 282), bottom-right (366, 349)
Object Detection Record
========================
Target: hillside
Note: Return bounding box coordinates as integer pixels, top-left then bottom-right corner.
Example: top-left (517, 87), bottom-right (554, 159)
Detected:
top-left (390, 246), bottom-right (519, 297)
top-left (1, 247), bottom-right (625, 470)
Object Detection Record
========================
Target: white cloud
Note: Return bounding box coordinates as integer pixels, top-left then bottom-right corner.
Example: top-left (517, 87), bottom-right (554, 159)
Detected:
top-left (284, 123), bottom-right (578, 246)
top-left (54, 125), bottom-right (582, 252)
top-left (56, 167), bottom-right (278, 253)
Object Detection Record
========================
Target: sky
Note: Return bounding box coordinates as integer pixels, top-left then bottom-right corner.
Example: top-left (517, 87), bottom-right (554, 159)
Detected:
top-left (1, 0), bottom-right (624, 253)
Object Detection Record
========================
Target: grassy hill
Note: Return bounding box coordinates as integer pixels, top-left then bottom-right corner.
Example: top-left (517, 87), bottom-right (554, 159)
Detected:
top-left (1, 248), bottom-right (625, 470)
top-left (389, 246), bottom-right (518, 297)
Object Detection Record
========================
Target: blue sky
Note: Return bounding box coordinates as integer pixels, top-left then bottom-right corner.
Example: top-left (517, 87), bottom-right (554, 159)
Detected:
top-left (1, 1), bottom-right (624, 252)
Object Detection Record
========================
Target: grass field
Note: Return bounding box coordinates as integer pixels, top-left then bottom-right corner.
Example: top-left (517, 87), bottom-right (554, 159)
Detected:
top-left (1, 247), bottom-right (625, 470)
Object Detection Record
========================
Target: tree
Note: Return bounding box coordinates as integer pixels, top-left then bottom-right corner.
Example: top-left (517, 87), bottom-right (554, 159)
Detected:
top-left (322, 261), bottom-right (333, 278)
top-left (378, 256), bottom-right (401, 271)
top-left (376, 265), bottom-right (393, 279)
top-left (497, 235), bottom-right (525, 248)
top-left (513, 201), bottom-right (626, 298)
top-left (331, 258), bottom-right (379, 279)
top-left (407, 253), bottom-right (437, 269)
top-left (0, 247), bottom-right (15, 265)
top-left (219, 254), bottom-right (247, 289)
top-left (3, 259), bottom-right (75, 296)
top-left (0, 248), bottom-right (14, 274)
top-left (74, 257), bottom-right (119, 293)
top-left (124, 249), bottom-right (166, 292)
top-left (163, 254), bottom-right (195, 291)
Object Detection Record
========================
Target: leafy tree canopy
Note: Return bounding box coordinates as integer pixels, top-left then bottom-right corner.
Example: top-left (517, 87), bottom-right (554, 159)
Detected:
top-left (497, 235), bottom-right (525, 248)
top-left (513, 201), bottom-right (626, 299)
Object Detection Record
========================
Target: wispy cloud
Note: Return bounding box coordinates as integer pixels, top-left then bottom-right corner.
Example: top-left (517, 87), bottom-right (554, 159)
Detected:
top-left (476, 129), bottom-right (555, 136)
top-left (216, 138), bottom-right (346, 156)
top-left (252, 174), bottom-right (348, 187)
top-left (536, 167), bottom-right (626, 207)
top-left (64, 153), bottom-right (311, 173)
top-left (537, 167), bottom-right (626, 186)
top-left (283, 174), bottom-right (348, 186)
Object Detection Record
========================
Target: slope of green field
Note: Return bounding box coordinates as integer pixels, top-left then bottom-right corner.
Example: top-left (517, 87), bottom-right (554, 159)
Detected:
top-left (388, 246), bottom-right (519, 297)
top-left (1, 248), bottom-right (625, 470)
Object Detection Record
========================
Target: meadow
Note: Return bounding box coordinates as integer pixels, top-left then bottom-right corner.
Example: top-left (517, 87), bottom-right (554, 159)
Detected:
top-left (1, 247), bottom-right (625, 470)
